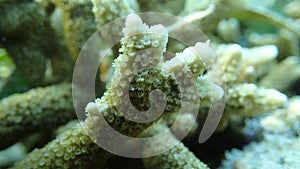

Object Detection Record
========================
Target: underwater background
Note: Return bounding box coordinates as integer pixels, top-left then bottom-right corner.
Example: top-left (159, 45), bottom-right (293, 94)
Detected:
top-left (0, 0), bottom-right (300, 168)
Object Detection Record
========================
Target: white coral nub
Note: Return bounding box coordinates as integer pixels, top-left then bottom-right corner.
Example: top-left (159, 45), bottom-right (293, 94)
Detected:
top-left (179, 40), bottom-right (217, 69)
top-left (193, 41), bottom-right (217, 68)
top-left (149, 24), bottom-right (168, 35)
top-left (124, 14), bottom-right (168, 37)
top-left (124, 14), bottom-right (146, 36)
top-left (164, 40), bottom-right (218, 78)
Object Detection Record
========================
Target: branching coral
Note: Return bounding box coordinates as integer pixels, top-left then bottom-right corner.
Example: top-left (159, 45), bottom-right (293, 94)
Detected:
top-left (220, 97), bottom-right (300, 169)
top-left (259, 56), bottom-right (300, 93)
top-left (0, 83), bottom-right (74, 150)
top-left (9, 12), bottom-right (219, 169)
top-left (92, 0), bottom-right (139, 27)
top-left (11, 123), bottom-right (111, 169)
top-left (200, 44), bottom-right (287, 131)
top-left (84, 13), bottom-right (216, 155)
top-left (0, 0), bottom-right (299, 168)
top-left (49, 0), bottom-right (97, 60)
top-left (142, 121), bottom-right (209, 169)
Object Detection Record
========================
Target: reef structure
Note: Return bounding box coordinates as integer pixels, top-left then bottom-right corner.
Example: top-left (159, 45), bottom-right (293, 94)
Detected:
top-left (0, 0), bottom-right (299, 169)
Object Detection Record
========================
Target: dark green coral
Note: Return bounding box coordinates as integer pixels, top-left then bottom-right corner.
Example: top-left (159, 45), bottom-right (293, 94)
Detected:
top-left (0, 1), bottom-right (59, 86)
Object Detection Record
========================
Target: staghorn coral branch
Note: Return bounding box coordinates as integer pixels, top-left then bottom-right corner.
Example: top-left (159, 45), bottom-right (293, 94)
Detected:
top-left (2, 1), bottom-right (298, 168)
top-left (11, 123), bottom-right (111, 169)
top-left (199, 43), bottom-right (288, 131)
top-left (90, 14), bottom-right (174, 132)
top-left (259, 56), bottom-right (300, 93)
top-left (11, 13), bottom-right (220, 168)
top-left (0, 83), bottom-right (74, 150)
top-left (84, 13), bottom-right (210, 143)
top-left (167, 4), bottom-right (215, 33)
top-left (92, 0), bottom-right (139, 28)
top-left (142, 121), bottom-right (210, 169)
top-left (220, 97), bottom-right (300, 169)
top-left (226, 83), bottom-right (287, 117)
top-left (49, 0), bottom-right (97, 60)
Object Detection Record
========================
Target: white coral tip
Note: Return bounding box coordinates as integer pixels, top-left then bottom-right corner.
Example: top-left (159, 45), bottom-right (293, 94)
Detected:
top-left (194, 41), bottom-right (217, 67)
top-left (211, 83), bottom-right (224, 101)
top-left (266, 89), bottom-right (288, 106)
top-left (126, 14), bottom-right (142, 27)
top-left (149, 24), bottom-right (168, 36)
top-left (85, 102), bottom-right (99, 115)
top-left (124, 14), bottom-right (144, 36)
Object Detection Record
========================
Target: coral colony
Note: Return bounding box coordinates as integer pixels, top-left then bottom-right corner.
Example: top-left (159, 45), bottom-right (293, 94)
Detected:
top-left (0, 0), bottom-right (300, 169)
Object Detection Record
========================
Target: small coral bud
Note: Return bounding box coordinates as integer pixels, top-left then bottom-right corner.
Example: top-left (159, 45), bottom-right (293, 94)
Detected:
top-left (211, 83), bottom-right (224, 101)
top-left (193, 41), bottom-right (217, 68)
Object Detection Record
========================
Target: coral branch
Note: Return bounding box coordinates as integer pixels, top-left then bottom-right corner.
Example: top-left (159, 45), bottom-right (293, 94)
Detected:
top-left (142, 122), bottom-right (210, 169)
top-left (11, 123), bottom-right (111, 169)
top-left (0, 83), bottom-right (74, 150)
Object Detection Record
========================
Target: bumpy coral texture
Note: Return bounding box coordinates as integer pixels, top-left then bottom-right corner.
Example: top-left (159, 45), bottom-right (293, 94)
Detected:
top-left (220, 98), bottom-right (300, 169)
top-left (0, 0), bottom-right (299, 168)
top-left (0, 83), bottom-right (74, 150)
top-left (11, 123), bottom-right (110, 169)
top-left (142, 122), bottom-right (209, 169)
